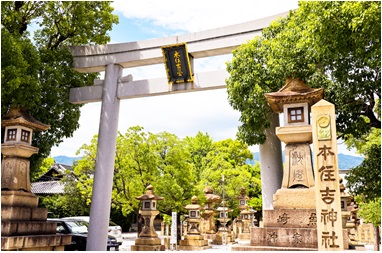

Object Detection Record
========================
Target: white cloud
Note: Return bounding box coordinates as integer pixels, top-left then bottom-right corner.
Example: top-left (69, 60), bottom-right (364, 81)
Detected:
top-left (112, 0), bottom-right (299, 33)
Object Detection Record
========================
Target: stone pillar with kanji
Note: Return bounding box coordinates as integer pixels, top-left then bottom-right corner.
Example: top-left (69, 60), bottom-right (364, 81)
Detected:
top-left (1, 108), bottom-right (72, 250)
top-left (312, 99), bottom-right (345, 250)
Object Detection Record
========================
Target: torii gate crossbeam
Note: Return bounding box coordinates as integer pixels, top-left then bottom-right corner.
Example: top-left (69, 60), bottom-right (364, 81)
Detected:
top-left (69, 12), bottom-right (287, 251)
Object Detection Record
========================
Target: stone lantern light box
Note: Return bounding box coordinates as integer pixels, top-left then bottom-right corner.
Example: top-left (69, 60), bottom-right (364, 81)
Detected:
top-left (139, 185), bottom-right (163, 211)
top-left (3, 108), bottom-right (49, 146)
top-left (190, 210), bottom-right (200, 218)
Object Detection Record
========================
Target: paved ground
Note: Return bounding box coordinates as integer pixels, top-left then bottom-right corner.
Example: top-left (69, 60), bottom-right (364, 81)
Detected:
top-left (119, 232), bottom-right (376, 251)
top-left (119, 232), bottom-right (244, 251)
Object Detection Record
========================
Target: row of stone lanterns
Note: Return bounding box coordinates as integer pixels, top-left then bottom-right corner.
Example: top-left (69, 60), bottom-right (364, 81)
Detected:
top-left (131, 184), bottom-right (257, 251)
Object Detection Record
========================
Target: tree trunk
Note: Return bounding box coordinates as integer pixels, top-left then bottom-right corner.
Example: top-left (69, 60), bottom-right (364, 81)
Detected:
top-left (374, 225), bottom-right (380, 251)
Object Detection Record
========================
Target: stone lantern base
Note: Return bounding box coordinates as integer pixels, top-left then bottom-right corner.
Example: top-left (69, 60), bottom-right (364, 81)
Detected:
top-left (213, 231), bottom-right (234, 245)
top-left (1, 190), bottom-right (72, 251)
top-left (232, 208), bottom-right (349, 251)
top-left (131, 237), bottom-right (165, 251)
top-left (179, 235), bottom-right (211, 251)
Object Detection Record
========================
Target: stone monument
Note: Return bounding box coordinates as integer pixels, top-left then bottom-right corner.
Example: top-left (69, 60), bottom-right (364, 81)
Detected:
top-left (131, 184), bottom-right (165, 251)
top-left (1, 108), bottom-right (72, 250)
top-left (200, 186), bottom-right (221, 241)
top-left (178, 196), bottom-right (211, 250)
top-left (233, 78), bottom-right (325, 250)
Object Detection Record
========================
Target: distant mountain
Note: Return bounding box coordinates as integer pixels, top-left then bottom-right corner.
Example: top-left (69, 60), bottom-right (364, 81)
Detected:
top-left (55, 152), bottom-right (364, 170)
top-left (337, 153), bottom-right (364, 170)
top-left (247, 152), bottom-right (363, 170)
top-left (53, 156), bottom-right (82, 166)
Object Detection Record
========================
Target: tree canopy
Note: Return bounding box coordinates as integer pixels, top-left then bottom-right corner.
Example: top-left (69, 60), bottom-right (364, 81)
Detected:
top-left (1, 1), bottom-right (118, 172)
top-left (226, 1), bottom-right (380, 145)
top-left (37, 128), bottom-right (262, 229)
top-left (345, 127), bottom-right (381, 202)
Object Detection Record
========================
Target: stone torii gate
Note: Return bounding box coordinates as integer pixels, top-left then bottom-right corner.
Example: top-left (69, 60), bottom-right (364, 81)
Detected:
top-left (69, 13), bottom-right (286, 251)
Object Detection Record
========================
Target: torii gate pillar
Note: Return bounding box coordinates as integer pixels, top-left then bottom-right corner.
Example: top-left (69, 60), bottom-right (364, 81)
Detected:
top-left (86, 64), bottom-right (123, 251)
top-left (259, 113), bottom-right (283, 211)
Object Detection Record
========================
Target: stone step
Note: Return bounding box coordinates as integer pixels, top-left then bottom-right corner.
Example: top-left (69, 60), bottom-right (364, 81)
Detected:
top-left (1, 234), bottom-right (72, 250)
top-left (179, 239), bottom-right (209, 246)
top-left (251, 227), bottom-right (318, 248)
top-left (231, 244), bottom-right (317, 251)
top-left (178, 245), bottom-right (212, 251)
top-left (263, 209), bottom-right (317, 228)
top-left (1, 221), bottom-right (57, 236)
top-left (1, 206), bottom-right (47, 221)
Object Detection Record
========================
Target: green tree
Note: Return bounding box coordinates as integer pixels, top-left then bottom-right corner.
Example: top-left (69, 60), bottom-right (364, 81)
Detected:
top-left (355, 196), bottom-right (381, 251)
top-left (184, 132), bottom-right (214, 183)
top-left (1, 1), bottom-right (118, 173)
top-left (55, 127), bottom-right (198, 225)
top-left (197, 138), bottom-right (262, 215)
top-left (226, 1), bottom-right (380, 145)
top-left (31, 156), bottom-right (55, 181)
top-left (345, 142), bottom-right (381, 201)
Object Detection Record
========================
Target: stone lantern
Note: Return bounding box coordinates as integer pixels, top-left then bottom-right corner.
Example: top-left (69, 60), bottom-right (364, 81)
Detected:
top-left (236, 187), bottom-right (252, 240)
top-left (200, 186), bottom-right (221, 240)
top-left (339, 178), bottom-right (358, 246)
top-left (131, 184), bottom-right (165, 251)
top-left (185, 196), bottom-right (202, 235)
top-left (214, 201), bottom-right (233, 244)
top-left (178, 196), bottom-right (211, 251)
top-left (2, 108), bottom-right (50, 193)
top-left (1, 108), bottom-right (71, 250)
top-left (264, 78), bottom-right (324, 209)
top-left (237, 187), bottom-right (250, 211)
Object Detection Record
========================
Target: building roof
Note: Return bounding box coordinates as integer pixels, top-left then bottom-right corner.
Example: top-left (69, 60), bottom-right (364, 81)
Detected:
top-left (31, 181), bottom-right (65, 194)
top-left (31, 163), bottom-right (73, 195)
top-left (34, 163), bottom-right (72, 182)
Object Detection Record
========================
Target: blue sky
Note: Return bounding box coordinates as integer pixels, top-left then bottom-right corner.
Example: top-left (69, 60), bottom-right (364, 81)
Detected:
top-left (50, 0), bottom-right (359, 158)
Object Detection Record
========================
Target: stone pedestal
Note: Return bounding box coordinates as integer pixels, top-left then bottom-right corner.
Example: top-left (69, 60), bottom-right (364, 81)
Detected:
top-left (249, 209), bottom-right (318, 249)
top-left (131, 237), bottom-right (165, 251)
top-left (237, 211), bottom-right (252, 240)
top-left (213, 230), bottom-right (234, 245)
top-left (178, 235), bottom-right (211, 251)
top-left (1, 170), bottom-right (72, 251)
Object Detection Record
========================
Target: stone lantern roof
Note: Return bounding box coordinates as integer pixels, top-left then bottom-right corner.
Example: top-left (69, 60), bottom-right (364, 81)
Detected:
top-left (216, 201), bottom-right (232, 212)
top-left (2, 108), bottom-right (50, 131)
top-left (203, 186), bottom-right (222, 203)
top-left (236, 187), bottom-right (250, 200)
top-left (184, 196), bottom-right (202, 210)
top-left (264, 78), bottom-right (324, 113)
top-left (136, 185), bottom-right (164, 201)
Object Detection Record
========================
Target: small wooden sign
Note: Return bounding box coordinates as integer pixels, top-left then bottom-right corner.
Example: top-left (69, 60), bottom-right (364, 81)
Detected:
top-left (312, 99), bottom-right (344, 251)
top-left (161, 43), bottom-right (194, 84)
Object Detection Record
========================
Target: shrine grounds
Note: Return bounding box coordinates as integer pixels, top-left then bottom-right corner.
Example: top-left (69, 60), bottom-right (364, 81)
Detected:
top-left (118, 232), bottom-right (376, 251)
